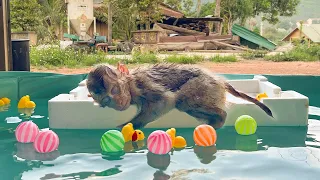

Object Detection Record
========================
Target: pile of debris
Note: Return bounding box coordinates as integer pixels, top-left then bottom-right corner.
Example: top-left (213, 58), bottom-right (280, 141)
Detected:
top-left (132, 18), bottom-right (277, 52)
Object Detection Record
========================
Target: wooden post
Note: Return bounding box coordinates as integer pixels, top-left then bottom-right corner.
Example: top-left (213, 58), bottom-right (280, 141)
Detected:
top-left (214, 0), bottom-right (221, 34)
top-left (0, 0), bottom-right (12, 71)
top-left (107, 2), bottom-right (112, 45)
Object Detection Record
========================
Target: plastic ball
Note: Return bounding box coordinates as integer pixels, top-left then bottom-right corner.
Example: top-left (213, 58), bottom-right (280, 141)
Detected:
top-left (193, 124), bottom-right (217, 147)
top-left (15, 121), bottom-right (39, 143)
top-left (235, 115), bottom-right (257, 135)
top-left (33, 130), bottom-right (60, 153)
top-left (147, 130), bottom-right (172, 155)
top-left (100, 130), bottom-right (125, 153)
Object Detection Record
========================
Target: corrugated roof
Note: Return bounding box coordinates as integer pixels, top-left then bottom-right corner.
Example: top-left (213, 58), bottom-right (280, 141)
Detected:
top-left (231, 24), bottom-right (277, 51)
top-left (302, 24), bottom-right (320, 43)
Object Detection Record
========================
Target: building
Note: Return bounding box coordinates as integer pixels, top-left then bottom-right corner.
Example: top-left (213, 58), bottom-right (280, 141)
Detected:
top-left (282, 20), bottom-right (320, 43)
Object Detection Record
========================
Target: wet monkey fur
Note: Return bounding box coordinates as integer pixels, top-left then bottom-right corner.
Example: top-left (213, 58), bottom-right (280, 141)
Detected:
top-left (86, 63), bottom-right (273, 129)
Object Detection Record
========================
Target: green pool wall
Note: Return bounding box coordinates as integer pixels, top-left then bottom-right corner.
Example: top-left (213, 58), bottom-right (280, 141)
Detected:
top-left (0, 72), bottom-right (319, 107)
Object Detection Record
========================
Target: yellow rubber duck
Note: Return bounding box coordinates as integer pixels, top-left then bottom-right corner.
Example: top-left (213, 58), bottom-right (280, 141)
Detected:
top-left (0, 100), bottom-right (4, 107)
top-left (18, 95), bottom-right (36, 109)
top-left (121, 123), bottom-right (145, 142)
top-left (0, 97), bottom-right (10, 105)
top-left (166, 128), bottom-right (187, 149)
top-left (256, 93), bottom-right (268, 101)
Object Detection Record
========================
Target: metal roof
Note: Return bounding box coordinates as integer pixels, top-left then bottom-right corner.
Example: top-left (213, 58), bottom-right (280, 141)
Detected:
top-left (301, 24), bottom-right (320, 43)
top-left (231, 24), bottom-right (277, 51)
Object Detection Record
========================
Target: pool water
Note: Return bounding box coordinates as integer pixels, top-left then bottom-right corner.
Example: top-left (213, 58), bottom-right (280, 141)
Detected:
top-left (1, 99), bottom-right (320, 180)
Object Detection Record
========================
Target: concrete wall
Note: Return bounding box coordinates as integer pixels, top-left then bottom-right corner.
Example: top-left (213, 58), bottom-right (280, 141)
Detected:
top-left (11, 32), bottom-right (37, 46)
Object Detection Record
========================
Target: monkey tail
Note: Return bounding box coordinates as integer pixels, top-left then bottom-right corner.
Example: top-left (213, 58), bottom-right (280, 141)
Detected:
top-left (225, 82), bottom-right (273, 117)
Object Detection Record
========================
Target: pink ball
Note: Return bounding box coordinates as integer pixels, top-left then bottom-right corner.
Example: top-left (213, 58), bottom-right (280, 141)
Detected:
top-left (147, 130), bottom-right (172, 155)
top-left (33, 130), bottom-right (59, 153)
top-left (15, 121), bottom-right (39, 143)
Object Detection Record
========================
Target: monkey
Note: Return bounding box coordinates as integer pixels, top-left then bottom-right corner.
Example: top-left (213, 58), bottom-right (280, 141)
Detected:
top-left (86, 63), bottom-right (273, 130)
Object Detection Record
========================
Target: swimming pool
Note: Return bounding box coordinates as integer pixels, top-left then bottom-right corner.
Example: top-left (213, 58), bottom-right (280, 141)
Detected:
top-left (1, 73), bottom-right (320, 179)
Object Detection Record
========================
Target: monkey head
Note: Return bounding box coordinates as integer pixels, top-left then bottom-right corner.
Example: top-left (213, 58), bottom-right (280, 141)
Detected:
top-left (86, 64), bottom-right (131, 111)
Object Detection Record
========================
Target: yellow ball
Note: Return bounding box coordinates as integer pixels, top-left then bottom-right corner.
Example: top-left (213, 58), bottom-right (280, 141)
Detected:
top-left (0, 100), bottom-right (4, 106)
top-left (1, 97), bottom-right (10, 105)
top-left (235, 115), bottom-right (257, 135)
top-left (26, 101), bottom-right (36, 108)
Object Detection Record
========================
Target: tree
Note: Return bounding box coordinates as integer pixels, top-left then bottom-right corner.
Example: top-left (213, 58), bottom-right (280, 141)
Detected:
top-left (214, 0), bottom-right (221, 34)
top-left (217, 0), bottom-right (300, 34)
top-left (104, 0), bottom-right (139, 40)
top-left (199, 2), bottom-right (215, 17)
top-left (253, 0), bottom-right (300, 24)
top-left (38, 0), bottom-right (67, 40)
top-left (10, 0), bottom-right (42, 31)
top-left (196, 0), bottom-right (201, 17)
top-left (164, 0), bottom-right (194, 17)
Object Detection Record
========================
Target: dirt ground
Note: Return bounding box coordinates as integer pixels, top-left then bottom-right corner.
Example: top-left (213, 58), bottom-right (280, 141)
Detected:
top-left (31, 60), bottom-right (320, 75)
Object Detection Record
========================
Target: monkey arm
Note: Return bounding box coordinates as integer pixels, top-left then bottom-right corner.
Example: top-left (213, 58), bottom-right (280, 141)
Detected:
top-left (118, 96), bottom-right (171, 129)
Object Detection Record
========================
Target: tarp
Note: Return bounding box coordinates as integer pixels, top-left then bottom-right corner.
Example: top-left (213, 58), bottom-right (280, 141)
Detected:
top-left (0, 72), bottom-right (319, 107)
top-left (231, 24), bottom-right (277, 50)
top-left (0, 72), bottom-right (87, 101)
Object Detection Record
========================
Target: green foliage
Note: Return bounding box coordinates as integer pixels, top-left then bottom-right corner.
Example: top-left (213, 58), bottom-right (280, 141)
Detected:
top-left (265, 44), bottom-right (320, 62)
top-left (106, 0), bottom-right (137, 40)
top-left (253, 26), bottom-right (260, 34)
top-left (253, 0), bottom-right (301, 24)
top-left (38, 0), bottom-right (67, 41)
top-left (129, 51), bottom-right (160, 64)
top-left (199, 2), bottom-right (215, 17)
top-left (210, 55), bottom-right (238, 62)
top-left (241, 50), bottom-right (268, 60)
top-left (135, 0), bottom-right (165, 29)
top-left (164, 55), bottom-right (204, 64)
top-left (30, 47), bottom-right (120, 68)
top-left (10, 0), bottom-right (42, 31)
top-left (165, 0), bottom-right (195, 17)
top-left (263, 27), bottom-right (289, 43)
top-left (197, 0), bottom-right (301, 34)
top-left (104, 0), bottom-right (156, 40)
top-left (94, 6), bottom-right (108, 24)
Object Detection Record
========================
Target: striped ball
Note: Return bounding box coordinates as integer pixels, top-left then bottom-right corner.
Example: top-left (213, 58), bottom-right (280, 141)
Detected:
top-left (15, 121), bottom-right (39, 143)
top-left (33, 130), bottom-right (60, 153)
top-left (147, 130), bottom-right (172, 155)
top-left (235, 115), bottom-right (257, 135)
top-left (100, 130), bottom-right (125, 153)
top-left (193, 124), bottom-right (217, 147)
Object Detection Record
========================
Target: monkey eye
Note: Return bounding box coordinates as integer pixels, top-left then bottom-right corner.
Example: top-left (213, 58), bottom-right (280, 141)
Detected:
top-left (111, 86), bottom-right (120, 95)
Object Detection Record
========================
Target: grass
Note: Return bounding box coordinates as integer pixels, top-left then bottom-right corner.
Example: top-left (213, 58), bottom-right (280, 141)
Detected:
top-left (30, 46), bottom-right (241, 69)
top-left (163, 55), bottom-right (205, 64)
top-left (30, 46), bottom-right (122, 68)
top-left (209, 55), bottom-right (238, 62)
top-left (265, 44), bottom-right (320, 62)
top-left (240, 49), bottom-right (268, 60)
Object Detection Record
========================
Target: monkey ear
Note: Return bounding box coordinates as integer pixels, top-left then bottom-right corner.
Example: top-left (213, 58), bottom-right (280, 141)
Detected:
top-left (117, 62), bottom-right (129, 75)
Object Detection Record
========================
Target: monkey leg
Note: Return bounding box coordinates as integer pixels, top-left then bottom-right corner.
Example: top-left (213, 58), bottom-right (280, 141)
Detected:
top-left (176, 97), bottom-right (227, 129)
top-left (186, 107), bottom-right (227, 129)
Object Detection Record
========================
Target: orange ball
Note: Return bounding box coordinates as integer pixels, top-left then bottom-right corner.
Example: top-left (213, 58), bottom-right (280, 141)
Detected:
top-left (193, 124), bottom-right (217, 147)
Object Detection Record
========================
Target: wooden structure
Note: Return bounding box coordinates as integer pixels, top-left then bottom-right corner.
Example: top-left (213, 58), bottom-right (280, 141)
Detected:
top-left (282, 24), bottom-right (320, 44)
top-left (132, 22), bottom-right (242, 51)
top-left (0, 0), bottom-right (12, 71)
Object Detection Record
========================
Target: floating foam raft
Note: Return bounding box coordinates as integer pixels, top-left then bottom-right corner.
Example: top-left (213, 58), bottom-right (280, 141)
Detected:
top-left (48, 75), bottom-right (309, 129)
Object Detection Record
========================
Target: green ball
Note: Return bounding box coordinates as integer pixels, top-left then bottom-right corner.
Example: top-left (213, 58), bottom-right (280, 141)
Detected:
top-left (100, 130), bottom-right (125, 153)
top-left (235, 115), bottom-right (257, 135)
